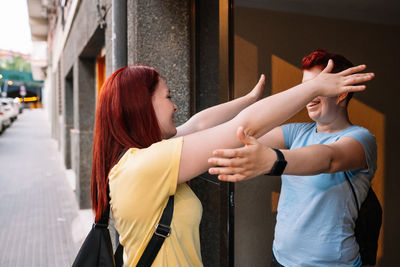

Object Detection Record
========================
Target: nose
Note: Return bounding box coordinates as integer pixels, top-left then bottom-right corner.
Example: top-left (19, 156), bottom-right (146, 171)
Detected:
top-left (173, 103), bottom-right (178, 112)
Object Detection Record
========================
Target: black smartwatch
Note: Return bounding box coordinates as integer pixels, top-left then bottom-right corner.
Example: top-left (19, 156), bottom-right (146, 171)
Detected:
top-left (266, 148), bottom-right (287, 176)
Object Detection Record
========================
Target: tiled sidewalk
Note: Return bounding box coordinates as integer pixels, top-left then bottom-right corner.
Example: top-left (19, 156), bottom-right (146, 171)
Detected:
top-left (0, 109), bottom-right (85, 267)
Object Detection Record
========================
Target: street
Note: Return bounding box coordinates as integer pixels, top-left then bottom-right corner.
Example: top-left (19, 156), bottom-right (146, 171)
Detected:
top-left (0, 109), bottom-right (82, 266)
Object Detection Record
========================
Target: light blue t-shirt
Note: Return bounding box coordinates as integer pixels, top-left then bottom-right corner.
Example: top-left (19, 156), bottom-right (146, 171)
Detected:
top-left (273, 123), bottom-right (377, 267)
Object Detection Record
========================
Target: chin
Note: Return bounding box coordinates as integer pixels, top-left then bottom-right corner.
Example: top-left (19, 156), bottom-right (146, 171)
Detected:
top-left (165, 129), bottom-right (177, 139)
top-left (307, 112), bottom-right (319, 122)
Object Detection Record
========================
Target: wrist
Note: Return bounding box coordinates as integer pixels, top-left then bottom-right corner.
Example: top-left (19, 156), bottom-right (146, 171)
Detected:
top-left (305, 79), bottom-right (320, 97)
top-left (266, 148), bottom-right (287, 176)
top-left (246, 91), bottom-right (259, 104)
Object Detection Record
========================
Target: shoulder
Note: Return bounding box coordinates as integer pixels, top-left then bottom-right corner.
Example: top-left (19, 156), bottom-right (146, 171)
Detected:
top-left (135, 137), bottom-right (184, 161)
top-left (282, 122), bottom-right (315, 132)
top-left (282, 122), bottom-right (315, 138)
top-left (109, 137), bottom-right (183, 180)
top-left (281, 123), bottom-right (315, 149)
top-left (342, 125), bottom-right (378, 180)
top-left (341, 125), bottom-right (377, 174)
top-left (342, 125), bottom-right (376, 146)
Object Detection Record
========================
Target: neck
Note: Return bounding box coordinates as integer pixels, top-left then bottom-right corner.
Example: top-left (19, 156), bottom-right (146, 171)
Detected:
top-left (316, 108), bottom-right (351, 133)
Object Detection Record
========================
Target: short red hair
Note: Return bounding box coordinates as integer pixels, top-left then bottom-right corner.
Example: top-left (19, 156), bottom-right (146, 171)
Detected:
top-left (91, 65), bottom-right (162, 222)
top-left (302, 50), bottom-right (355, 103)
top-left (302, 49), bottom-right (354, 73)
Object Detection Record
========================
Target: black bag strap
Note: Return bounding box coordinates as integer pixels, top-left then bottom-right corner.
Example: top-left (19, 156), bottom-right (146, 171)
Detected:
top-left (114, 242), bottom-right (124, 267)
top-left (100, 192), bottom-right (174, 267)
top-left (137, 196), bottom-right (174, 267)
top-left (344, 172), bottom-right (360, 211)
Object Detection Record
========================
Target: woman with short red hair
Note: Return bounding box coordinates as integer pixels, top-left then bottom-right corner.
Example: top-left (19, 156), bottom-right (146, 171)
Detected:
top-left (208, 50), bottom-right (377, 267)
top-left (91, 62), bottom-right (373, 267)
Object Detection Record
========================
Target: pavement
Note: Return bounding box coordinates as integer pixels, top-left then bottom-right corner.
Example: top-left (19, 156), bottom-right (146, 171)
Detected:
top-left (0, 108), bottom-right (92, 267)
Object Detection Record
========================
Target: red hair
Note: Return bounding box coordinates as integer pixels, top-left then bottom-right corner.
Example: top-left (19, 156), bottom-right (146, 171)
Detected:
top-left (302, 50), bottom-right (355, 103)
top-left (91, 65), bottom-right (162, 222)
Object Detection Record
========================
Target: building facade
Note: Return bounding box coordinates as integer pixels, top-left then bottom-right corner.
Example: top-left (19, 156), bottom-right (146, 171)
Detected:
top-left (28, 0), bottom-right (400, 266)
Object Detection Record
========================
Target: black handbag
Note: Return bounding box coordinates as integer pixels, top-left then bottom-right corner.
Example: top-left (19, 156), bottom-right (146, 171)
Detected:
top-left (72, 195), bottom-right (174, 267)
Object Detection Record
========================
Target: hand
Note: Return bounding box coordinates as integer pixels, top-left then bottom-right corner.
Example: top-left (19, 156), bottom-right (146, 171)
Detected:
top-left (208, 126), bottom-right (276, 182)
top-left (312, 60), bottom-right (375, 97)
top-left (247, 74), bottom-right (266, 102)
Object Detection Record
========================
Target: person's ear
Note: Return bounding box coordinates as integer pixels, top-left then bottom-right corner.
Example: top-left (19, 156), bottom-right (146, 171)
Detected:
top-left (336, 93), bottom-right (348, 105)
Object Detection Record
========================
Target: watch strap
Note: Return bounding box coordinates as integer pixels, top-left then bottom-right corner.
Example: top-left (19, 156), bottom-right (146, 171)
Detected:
top-left (266, 148), bottom-right (287, 176)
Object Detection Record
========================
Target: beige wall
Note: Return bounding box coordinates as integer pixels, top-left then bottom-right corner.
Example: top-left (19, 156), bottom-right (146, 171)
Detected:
top-left (234, 7), bottom-right (399, 267)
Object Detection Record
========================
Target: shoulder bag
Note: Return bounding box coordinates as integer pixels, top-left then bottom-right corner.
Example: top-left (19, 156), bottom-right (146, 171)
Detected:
top-left (72, 194), bottom-right (174, 267)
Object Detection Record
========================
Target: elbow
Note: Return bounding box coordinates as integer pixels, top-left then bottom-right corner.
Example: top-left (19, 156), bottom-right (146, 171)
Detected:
top-left (241, 122), bottom-right (269, 139)
top-left (325, 148), bottom-right (337, 173)
top-left (235, 112), bottom-right (273, 139)
top-left (325, 158), bottom-right (335, 173)
top-left (195, 120), bottom-right (208, 132)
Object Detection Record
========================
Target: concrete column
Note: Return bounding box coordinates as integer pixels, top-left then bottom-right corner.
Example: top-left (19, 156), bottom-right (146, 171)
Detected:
top-left (105, 2), bottom-right (113, 77)
top-left (71, 58), bottom-right (96, 208)
top-left (57, 64), bottom-right (63, 149)
top-left (127, 0), bottom-right (191, 125)
top-left (50, 69), bottom-right (58, 140)
top-left (61, 71), bottom-right (74, 169)
top-left (52, 67), bottom-right (61, 142)
top-left (112, 0), bottom-right (127, 70)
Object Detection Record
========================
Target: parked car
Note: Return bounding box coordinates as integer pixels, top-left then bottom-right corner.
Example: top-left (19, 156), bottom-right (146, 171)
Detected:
top-left (1, 99), bottom-right (13, 126)
top-left (8, 98), bottom-right (19, 121)
top-left (13, 97), bottom-right (23, 114)
top-left (0, 106), bottom-right (4, 134)
top-left (1, 98), bottom-right (18, 122)
top-left (0, 103), bottom-right (11, 131)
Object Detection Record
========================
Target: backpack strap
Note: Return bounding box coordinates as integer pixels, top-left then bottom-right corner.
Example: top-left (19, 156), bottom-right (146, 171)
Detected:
top-left (344, 172), bottom-right (360, 211)
top-left (104, 190), bottom-right (174, 267)
top-left (137, 195), bottom-right (174, 267)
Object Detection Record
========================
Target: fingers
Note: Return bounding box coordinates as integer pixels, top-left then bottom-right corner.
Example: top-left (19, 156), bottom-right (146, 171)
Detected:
top-left (250, 74), bottom-right (266, 100)
top-left (338, 64), bottom-right (367, 76)
top-left (208, 156), bottom-right (247, 168)
top-left (209, 166), bottom-right (245, 175)
top-left (321, 59), bottom-right (334, 73)
top-left (341, 85), bottom-right (366, 93)
top-left (258, 74), bottom-right (266, 86)
top-left (217, 173), bottom-right (247, 182)
top-left (237, 127), bottom-right (247, 145)
top-left (253, 74), bottom-right (266, 91)
top-left (212, 147), bottom-right (243, 158)
top-left (237, 126), bottom-right (257, 146)
top-left (209, 165), bottom-right (247, 182)
top-left (344, 73), bottom-right (375, 85)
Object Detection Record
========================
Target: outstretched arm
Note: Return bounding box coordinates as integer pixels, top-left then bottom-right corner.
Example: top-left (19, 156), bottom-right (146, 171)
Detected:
top-left (208, 128), bottom-right (367, 182)
top-left (177, 61), bottom-right (374, 183)
top-left (175, 75), bottom-right (265, 137)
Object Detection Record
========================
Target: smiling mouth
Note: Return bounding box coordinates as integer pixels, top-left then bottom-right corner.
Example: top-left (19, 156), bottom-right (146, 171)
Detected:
top-left (307, 99), bottom-right (321, 108)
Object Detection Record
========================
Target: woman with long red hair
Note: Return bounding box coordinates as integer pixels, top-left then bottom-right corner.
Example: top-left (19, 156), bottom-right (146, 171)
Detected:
top-left (91, 62), bottom-right (374, 267)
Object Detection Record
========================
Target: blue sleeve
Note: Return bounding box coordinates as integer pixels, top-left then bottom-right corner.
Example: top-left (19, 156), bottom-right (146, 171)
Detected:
top-left (281, 123), bottom-right (313, 149)
top-left (343, 127), bottom-right (377, 179)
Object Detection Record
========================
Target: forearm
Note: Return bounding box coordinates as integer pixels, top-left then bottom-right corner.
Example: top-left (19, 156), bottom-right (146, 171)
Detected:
top-left (236, 81), bottom-right (318, 138)
top-left (280, 145), bottom-right (334, 175)
top-left (186, 92), bottom-right (258, 131)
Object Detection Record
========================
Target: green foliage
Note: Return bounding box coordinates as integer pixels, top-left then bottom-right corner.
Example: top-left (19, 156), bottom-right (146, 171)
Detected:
top-left (0, 55), bottom-right (31, 72)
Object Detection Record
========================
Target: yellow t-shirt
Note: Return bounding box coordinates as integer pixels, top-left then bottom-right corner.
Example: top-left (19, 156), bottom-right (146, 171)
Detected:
top-left (108, 137), bottom-right (203, 267)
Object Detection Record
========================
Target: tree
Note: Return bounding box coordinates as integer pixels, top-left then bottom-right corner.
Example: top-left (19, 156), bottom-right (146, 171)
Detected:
top-left (0, 55), bottom-right (31, 72)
